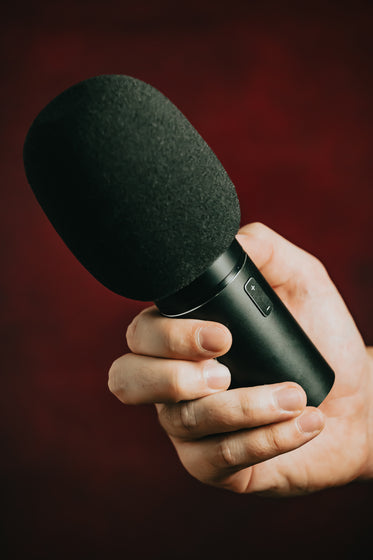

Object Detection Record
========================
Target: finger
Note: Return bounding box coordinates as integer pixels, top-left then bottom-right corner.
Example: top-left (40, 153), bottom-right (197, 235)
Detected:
top-left (126, 306), bottom-right (232, 360)
top-left (158, 382), bottom-right (307, 440)
top-left (179, 407), bottom-right (325, 483)
top-left (108, 353), bottom-right (231, 405)
top-left (236, 222), bottom-right (327, 292)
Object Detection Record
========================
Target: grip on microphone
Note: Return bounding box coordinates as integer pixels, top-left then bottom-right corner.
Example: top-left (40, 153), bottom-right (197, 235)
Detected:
top-left (158, 240), bottom-right (335, 407)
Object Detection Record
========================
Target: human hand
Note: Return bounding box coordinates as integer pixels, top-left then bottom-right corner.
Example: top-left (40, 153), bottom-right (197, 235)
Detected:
top-left (108, 223), bottom-right (373, 496)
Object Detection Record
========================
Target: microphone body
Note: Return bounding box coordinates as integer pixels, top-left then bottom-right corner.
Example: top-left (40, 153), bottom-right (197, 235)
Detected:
top-left (158, 240), bottom-right (334, 407)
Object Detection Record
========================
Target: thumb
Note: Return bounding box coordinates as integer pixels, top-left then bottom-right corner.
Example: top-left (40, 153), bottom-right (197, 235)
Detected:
top-left (236, 222), bottom-right (322, 290)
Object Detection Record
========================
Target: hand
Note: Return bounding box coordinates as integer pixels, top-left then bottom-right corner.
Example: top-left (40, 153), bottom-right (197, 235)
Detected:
top-left (108, 223), bottom-right (373, 496)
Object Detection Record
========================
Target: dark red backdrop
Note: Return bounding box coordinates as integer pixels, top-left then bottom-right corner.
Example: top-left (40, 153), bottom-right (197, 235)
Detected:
top-left (1, 2), bottom-right (373, 558)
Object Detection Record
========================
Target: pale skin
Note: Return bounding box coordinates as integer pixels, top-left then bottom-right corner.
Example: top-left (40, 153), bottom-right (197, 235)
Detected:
top-left (108, 223), bottom-right (373, 496)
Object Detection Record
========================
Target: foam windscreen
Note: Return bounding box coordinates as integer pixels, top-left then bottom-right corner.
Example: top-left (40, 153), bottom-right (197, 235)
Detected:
top-left (23, 75), bottom-right (241, 301)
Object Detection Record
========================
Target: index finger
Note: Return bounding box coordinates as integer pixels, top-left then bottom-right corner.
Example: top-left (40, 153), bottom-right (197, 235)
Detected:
top-left (126, 306), bottom-right (232, 360)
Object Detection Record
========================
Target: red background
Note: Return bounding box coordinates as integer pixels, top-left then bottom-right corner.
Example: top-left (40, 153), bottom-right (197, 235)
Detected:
top-left (1, 1), bottom-right (373, 558)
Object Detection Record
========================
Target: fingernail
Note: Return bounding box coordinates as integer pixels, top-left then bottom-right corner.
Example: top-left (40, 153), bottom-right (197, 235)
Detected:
top-left (197, 326), bottom-right (229, 353)
top-left (204, 360), bottom-right (231, 389)
top-left (297, 409), bottom-right (325, 434)
top-left (275, 387), bottom-right (305, 412)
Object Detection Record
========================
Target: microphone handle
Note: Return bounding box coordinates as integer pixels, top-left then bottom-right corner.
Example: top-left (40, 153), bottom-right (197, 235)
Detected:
top-left (159, 251), bottom-right (335, 407)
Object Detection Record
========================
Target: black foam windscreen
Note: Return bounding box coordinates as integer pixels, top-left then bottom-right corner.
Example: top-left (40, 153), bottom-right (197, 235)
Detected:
top-left (23, 75), bottom-right (241, 301)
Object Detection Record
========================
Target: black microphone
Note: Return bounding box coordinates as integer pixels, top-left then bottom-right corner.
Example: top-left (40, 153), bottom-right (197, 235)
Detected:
top-left (23, 74), bottom-right (335, 406)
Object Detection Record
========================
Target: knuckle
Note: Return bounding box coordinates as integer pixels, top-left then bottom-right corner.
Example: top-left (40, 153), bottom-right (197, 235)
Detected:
top-left (238, 391), bottom-right (256, 423)
top-left (215, 436), bottom-right (238, 469)
top-left (164, 321), bottom-right (194, 356)
top-left (126, 314), bottom-right (141, 351)
top-left (166, 367), bottom-right (185, 403)
top-left (240, 221), bottom-right (266, 235)
top-left (158, 400), bottom-right (199, 439)
top-left (264, 426), bottom-right (284, 456)
top-left (163, 322), bottom-right (179, 355)
top-left (248, 221), bottom-right (268, 235)
top-left (305, 253), bottom-right (326, 276)
top-left (157, 405), bottom-right (174, 433)
top-left (107, 354), bottom-right (133, 401)
top-left (213, 396), bottom-right (249, 429)
top-left (217, 390), bottom-right (257, 428)
top-left (107, 357), bottom-right (121, 395)
top-left (179, 401), bottom-right (198, 433)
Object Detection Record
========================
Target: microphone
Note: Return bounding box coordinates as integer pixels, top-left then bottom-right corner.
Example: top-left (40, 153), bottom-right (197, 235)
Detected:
top-left (23, 74), bottom-right (335, 406)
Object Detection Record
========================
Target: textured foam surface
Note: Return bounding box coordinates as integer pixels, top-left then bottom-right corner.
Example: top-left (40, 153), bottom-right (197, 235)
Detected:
top-left (23, 75), bottom-right (240, 300)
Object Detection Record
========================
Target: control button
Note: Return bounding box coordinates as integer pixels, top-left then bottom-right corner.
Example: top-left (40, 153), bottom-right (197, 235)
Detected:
top-left (244, 277), bottom-right (273, 316)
